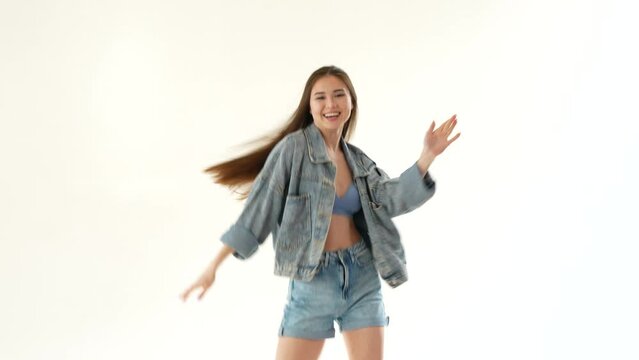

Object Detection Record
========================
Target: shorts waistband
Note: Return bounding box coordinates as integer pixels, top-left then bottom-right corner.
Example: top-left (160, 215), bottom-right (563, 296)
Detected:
top-left (319, 239), bottom-right (367, 265)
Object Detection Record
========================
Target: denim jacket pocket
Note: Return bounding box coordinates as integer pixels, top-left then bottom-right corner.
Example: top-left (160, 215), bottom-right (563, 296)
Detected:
top-left (278, 193), bottom-right (312, 251)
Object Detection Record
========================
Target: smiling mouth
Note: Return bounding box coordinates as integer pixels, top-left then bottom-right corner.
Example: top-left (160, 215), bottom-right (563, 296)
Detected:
top-left (323, 112), bottom-right (340, 120)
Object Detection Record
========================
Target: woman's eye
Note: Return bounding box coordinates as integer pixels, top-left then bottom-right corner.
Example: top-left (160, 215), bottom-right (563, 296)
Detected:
top-left (336, 94), bottom-right (345, 97)
top-left (315, 97), bottom-right (325, 100)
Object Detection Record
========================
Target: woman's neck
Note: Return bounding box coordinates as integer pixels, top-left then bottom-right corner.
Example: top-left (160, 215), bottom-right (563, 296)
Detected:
top-left (318, 129), bottom-right (342, 156)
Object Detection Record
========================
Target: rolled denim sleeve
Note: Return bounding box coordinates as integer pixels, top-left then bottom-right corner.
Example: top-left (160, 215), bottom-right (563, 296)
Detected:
top-left (371, 162), bottom-right (436, 218)
top-left (220, 138), bottom-right (291, 259)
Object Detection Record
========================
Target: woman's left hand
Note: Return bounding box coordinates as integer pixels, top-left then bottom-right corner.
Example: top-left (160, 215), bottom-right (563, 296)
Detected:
top-left (424, 114), bottom-right (461, 157)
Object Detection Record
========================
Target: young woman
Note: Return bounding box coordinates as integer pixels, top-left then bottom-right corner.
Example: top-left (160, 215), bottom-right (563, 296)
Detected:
top-left (181, 65), bottom-right (460, 360)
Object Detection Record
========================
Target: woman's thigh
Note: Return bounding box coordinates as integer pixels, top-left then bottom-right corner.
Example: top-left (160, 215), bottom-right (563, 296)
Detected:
top-left (275, 336), bottom-right (325, 360)
top-left (342, 326), bottom-right (384, 360)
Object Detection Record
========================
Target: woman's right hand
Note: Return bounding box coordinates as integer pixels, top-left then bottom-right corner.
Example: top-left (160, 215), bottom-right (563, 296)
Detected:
top-left (181, 262), bottom-right (217, 301)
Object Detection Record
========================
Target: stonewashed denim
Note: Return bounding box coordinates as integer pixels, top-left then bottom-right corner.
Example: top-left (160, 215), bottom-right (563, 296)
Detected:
top-left (220, 122), bottom-right (436, 288)
top-left (278, 239), bottom-right (388, 339)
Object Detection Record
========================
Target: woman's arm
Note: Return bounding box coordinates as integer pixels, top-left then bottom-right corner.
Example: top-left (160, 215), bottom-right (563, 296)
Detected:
top-left (219, 137), bottom-right (292, 259)
top-left (181, 136), bottom-right (293, 301)
top-left (416, 150), bottom-right (436, 177)
top-left (367, 114), bottom-right (460, 217)
top-left (422, 114), bottom-right (460, 160)
top-left (417, 113), bottom-right (460, 175)
top-left (181, 244), bottom-right (234, 301)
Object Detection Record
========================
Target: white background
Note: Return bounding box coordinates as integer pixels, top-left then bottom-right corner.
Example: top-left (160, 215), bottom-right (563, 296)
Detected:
top-left (1, 0), bottom-right (637, 359)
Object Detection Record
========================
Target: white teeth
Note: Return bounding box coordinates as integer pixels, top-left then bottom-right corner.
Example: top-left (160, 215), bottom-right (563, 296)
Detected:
top-left (324, 112), bottom-right (339, 117)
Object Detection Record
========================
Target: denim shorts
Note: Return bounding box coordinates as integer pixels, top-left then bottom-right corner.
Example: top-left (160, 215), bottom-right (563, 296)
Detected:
top-left (278, 239), bottom-right (389, 339)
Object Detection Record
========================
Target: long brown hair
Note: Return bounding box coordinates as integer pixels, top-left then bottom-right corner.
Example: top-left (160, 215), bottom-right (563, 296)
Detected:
top-left (204, 65), bottom-right (359, 199)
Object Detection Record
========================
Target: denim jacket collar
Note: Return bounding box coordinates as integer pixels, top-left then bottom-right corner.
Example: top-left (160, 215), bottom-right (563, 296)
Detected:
top-left (303, 122), bottom-right (370, 178)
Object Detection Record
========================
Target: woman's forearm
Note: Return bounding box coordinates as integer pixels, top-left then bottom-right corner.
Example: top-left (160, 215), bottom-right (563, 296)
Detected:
top-left (211, 244), bottom-right (235, 271)
top-left (416, 150), bottom-right (436, 176)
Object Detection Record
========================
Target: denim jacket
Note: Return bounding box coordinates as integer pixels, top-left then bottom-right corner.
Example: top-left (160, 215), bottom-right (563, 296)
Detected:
top-left (221, 123), bottom-right (436, 288)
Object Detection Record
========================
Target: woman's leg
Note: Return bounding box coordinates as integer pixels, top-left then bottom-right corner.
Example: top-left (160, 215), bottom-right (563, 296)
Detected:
top-left (342, 326), bottom-right (384, 360)
top-left (275, 336), bottom-right (325, 360)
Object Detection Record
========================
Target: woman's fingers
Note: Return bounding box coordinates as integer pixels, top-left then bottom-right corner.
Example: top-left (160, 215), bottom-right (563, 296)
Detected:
top-left (441, 114), bottom-right (455, 129)
top-left (447, 132), bottom-right (461, 145)
top-left (181, 284), bottom-right (196, 301)
top-left (435, 114), bottom-right (456, 133)
top-left (182, 267), bottom-right (216, 302)
top-left (445, 115), bottom-right (457, 134)
top-left (197, 286), bottom-right (209, 300)
top-left (425, 114), bottom-right (460, 156)
top-left (181, 280), bottom-right (206, 301)
top-left (436, 120), bottom-right (447, 133)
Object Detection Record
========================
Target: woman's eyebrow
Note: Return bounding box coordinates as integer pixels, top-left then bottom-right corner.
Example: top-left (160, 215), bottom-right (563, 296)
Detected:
top-left (313, 89), bottom-right (346, 96)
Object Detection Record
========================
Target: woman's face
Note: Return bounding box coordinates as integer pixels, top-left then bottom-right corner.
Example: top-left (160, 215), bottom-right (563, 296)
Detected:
top-left (309, 75), bottom-right (353, 135)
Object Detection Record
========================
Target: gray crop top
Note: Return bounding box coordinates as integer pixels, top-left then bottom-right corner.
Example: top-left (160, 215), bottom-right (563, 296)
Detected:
top-left (332, 183), bottom-right (362, 216)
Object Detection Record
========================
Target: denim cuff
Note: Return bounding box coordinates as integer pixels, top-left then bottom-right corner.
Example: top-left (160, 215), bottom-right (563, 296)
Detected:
top-left (220, 223), bottom-right (259, 260)
top-left (423, 169), bottom-right (436, 189)
top-left (406, 162), bottom-right (436, 196)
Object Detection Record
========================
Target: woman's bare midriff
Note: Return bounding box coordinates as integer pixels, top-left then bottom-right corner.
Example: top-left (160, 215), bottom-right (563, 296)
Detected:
top-left (323, 142), bottom-right (361, 251)
top-left (323, 214), bottom-right (361, 251)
